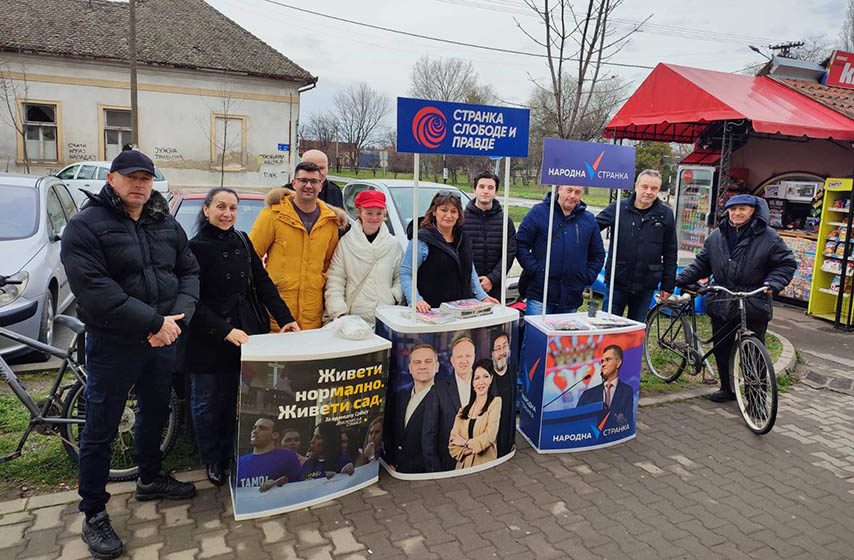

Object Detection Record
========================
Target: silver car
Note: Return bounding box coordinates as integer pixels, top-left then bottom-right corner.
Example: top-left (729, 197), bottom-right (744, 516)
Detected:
top-left (56, 161), bottom-right (168, 208)
top-left (0, 175), bottom-right (77, 359)
top-left (332, 177), bottom-right (520, 304)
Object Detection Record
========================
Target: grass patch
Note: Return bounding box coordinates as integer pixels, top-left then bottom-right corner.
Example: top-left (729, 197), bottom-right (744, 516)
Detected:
top-left (0, 375), bottom-right (201, 498)
top-left (508, 206), bottom-right (530, 224)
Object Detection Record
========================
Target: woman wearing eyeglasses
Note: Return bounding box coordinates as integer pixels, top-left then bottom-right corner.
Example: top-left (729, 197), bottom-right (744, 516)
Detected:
top-left (324, 190), bottom-right (402, 326)
top-left (401, 191), bottom-right (500, 311)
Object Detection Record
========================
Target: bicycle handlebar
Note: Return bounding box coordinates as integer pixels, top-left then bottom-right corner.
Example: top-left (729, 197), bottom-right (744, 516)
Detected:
top-left (0, 275), bottom-right (22, 287)
top-left (703, 285), bottom-right (769, 298)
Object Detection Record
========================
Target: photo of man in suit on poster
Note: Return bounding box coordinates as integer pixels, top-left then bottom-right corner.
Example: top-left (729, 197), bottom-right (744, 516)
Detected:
top-left (576, 344), bottom-right (633, 430)
top-left (386, 344), bottom-right (438, 473)
top-left (424, 337), bottom-right (476, 472)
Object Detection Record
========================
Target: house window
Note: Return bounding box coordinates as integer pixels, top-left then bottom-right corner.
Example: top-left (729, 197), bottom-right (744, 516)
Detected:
top-left (104, 109), bottom-right (132, 160)
top-left (211, 114), bottom-right (246, 171)
top-left (23, 103), bottom-right (58, 161)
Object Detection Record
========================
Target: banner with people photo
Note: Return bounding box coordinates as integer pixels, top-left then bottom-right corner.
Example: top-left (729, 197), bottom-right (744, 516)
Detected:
top-left (232, 339), bottom-right (390, 520)
top-left (375, 316), bottom-right (519, 479)
top-left (519, 320), bottom-right (645, 452)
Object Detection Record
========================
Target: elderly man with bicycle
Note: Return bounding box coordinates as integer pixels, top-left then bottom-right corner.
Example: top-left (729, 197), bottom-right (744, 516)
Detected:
top-left (60, 150), bottom-right (199, 559)
top-left (676, 194), bottom-right (795, 404)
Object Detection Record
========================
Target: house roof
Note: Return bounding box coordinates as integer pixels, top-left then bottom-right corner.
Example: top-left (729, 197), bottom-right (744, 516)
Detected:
top-left (776, 78), bottom-right (854, 121)
top-left (603, 63), bottom-right (854, 142)
top-left (0, 0), bottom-right (315, 84)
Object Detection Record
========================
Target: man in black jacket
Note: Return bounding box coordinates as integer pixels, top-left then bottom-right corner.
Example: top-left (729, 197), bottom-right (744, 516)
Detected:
top-left (302, 149), bottom-right (344, 208)
top-left (677, 195), bottom-right (795, 403)
top-left (60, 150), bottom-right (199, 559)
top-left (596, 169), bottom-right (677, 322)
top-left (463, 171), bottom-right (517, 300)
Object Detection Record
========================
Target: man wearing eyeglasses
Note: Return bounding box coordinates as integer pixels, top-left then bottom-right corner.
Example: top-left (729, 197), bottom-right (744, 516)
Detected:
top-left (250, 161), bottom-right (342, 329)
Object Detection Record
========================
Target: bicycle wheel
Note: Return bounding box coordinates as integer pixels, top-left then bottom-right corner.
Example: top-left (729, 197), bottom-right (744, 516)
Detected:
top-left (644, 304), bottom-right (692, 382)
top-left (730, 335), bottom-right (777, 435)
top-left (60, 381), bottom-right (180, 481)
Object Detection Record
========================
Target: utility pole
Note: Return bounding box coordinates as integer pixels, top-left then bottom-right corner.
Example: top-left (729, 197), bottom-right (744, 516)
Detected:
top-left (129, 0), bottom-right (139, 148)
top-left (768, 41), bottom-right (804, 58)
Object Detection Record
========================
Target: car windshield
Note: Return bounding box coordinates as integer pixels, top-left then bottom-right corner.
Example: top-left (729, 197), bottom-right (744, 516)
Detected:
top-left (0, 186), bottom-right (38, 240)
top-left (174, 198), bottom-right (265, 237)
top-left (388, 187), bottom-right (471, 228)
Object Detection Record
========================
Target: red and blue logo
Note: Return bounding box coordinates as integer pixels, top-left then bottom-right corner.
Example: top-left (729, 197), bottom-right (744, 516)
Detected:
top-left (411, 106), bottom-right (447, 149)
top-left (584, 150), bottom-right (605, 180)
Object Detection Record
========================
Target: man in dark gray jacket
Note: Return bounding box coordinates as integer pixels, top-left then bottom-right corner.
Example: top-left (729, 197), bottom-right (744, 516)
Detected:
top-left (596, 169), bottom-right (677, 322)
top-left (61, 150), bottom-right (199, 559)
top-left (677, 194), bottom-right (795, 403)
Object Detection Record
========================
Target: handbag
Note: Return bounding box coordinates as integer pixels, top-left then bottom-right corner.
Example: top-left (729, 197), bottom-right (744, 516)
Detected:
top-left (236, 232), bottom-right (270, 335)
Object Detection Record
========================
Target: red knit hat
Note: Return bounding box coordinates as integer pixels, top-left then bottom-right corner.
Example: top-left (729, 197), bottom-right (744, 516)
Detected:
top-left (355, 190), bottom-right (386, 209)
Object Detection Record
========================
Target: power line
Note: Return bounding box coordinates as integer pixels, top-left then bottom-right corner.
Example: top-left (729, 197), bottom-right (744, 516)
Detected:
top-left (253, 0), bottom-right (654, 70)
top-left (440, 0), bottom-right (778, 45)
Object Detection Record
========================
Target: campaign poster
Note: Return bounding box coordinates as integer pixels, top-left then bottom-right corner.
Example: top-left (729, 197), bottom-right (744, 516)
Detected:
top-left (375, 319), bottom-right (519, 479)
top-left (519, 326), bottom-right (644, 452)
top-left (231, 348), bottom-right (389, 520)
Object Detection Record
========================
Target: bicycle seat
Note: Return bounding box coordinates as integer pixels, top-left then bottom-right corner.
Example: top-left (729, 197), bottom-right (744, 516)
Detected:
top-left (55, 315), bottom-right (85, 335)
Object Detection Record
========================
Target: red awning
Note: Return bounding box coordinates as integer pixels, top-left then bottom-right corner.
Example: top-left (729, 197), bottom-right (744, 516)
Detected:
top-left (679, 148), bottom-right (721, 165)
top-left (603, 63), bottom-right (854, 142)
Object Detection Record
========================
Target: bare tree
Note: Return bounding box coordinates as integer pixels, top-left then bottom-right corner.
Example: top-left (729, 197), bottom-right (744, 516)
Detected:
top-left (517, 0), bottom-right (647, 139)
top-left (787, 34), bottom-right (833, 63)
top-left (195, 80), bottom-right (246, 186)
top-left (301, 113), bottom-right (339, 158)
top-left (0, 56), bottom-right (31, 173)
top-left (841, 0), bottom-right (854, 51)
top-left (410, 56), bottom-right (496, 104)
top-left (333, 83), bottom-right (389, 172)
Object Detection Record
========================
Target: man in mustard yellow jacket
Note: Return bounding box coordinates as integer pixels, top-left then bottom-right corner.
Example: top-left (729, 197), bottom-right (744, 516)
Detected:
top-left (250, 161), bottom-right (342, 329)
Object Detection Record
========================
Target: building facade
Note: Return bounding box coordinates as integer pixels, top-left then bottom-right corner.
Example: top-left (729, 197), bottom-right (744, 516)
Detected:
top-left (0, 0), bottom-right (315, 187)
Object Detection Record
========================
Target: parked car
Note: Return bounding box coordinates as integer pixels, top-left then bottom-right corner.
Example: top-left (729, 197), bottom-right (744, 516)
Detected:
top-left (169, 187), bottom-right (267, 238)
top-left (0, 175), bottom-right (78, 359)
top-left (330, 176), bottom-right (521, 304)
top-left (56, 161), bottom-right (168, 208)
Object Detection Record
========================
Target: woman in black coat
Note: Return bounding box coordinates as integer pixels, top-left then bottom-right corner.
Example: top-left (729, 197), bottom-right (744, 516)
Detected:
top-left (676, 195), bottom-right (795, 403)
top-left (185, 187), bottom-right (299, 485)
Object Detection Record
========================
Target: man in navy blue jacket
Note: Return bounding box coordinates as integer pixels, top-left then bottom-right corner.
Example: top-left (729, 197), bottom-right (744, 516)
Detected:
top-left (516, 185), bottom-right (605, 315)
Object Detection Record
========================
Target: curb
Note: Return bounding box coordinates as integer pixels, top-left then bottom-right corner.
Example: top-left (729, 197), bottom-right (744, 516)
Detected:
top-left (639, 329), bottom-right (796, 408)
top-left (0, 469), bottom-right (209, 515)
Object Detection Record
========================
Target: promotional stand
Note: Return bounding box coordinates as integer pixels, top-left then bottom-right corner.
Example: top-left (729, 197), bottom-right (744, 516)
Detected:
top-left (384, 98), bottom-right (530, 477)
top-left (518, 313), bottom-right (644, 452)
top-left (525, 137), bottom-right (640, 453)
top-left (375, 305), bottom-right (519, 479)
top-left (231, 329), bottom-right (390, 520)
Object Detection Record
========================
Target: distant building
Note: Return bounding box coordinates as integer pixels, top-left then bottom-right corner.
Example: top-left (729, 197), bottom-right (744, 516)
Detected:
top-left (0, 0), bottom-right (315, 187)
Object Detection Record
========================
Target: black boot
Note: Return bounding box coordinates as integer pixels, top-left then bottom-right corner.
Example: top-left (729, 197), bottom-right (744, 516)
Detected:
top-left (206, 463), bottom-right (225, 486)
top-left (135, 471), bottom-right (197, 501)
top-left (709, 389), bottom-right (736, 403)
top-left (81, 511), bottom-right (123, 559)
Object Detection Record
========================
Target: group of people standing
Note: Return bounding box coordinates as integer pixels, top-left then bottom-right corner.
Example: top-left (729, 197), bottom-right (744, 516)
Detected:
top-left (59, 145), bottom-right (795, 559)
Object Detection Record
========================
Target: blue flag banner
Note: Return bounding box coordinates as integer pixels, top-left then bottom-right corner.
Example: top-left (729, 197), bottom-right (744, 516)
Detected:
top-left (396, 97), bottom-right (530, 157)
top-left (540, 138), bottom-right (636, 190)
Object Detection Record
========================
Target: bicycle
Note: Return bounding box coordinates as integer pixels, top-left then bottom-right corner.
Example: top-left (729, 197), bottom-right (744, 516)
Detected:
top-left (644, 285), bottom-right (778, 434)
top-left (0, 275), bottom-right (179, 480)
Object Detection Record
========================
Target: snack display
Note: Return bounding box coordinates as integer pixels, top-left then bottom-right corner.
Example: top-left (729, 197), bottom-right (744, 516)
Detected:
top-left (780, 235), bottom-right (816, 301)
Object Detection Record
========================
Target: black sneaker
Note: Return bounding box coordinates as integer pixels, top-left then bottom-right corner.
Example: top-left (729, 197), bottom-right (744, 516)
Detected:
top-left (135, 471), bottom-right (197, 501)
top-left (709, 390), bottom-right (736, 403)
top-left (206, 463), bottom-right (225, 486)
top-left (81, 511), bottom-right (123, 559)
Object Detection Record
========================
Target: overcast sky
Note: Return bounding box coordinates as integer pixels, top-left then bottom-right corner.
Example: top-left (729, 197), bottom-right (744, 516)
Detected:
top-left (206, 0), bottom-right (846, 123)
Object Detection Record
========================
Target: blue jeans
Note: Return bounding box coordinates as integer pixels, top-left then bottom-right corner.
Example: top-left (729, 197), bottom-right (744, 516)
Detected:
top-left (79, 334), bottom-right (175, 514)
top-left (520, 299), bottom-right (578, 395)
top-left (602, 288), bottom-right (655, 323)
top-left (190, 374), bottom-right (238, 466)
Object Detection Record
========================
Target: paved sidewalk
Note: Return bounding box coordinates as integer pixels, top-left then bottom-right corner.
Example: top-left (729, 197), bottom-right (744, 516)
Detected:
top-left (3, 377), bottom-right (854, 560)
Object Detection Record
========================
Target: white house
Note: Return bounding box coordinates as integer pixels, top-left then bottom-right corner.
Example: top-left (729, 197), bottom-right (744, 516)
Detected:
top-left (0, 0), bottom-right (316, 187)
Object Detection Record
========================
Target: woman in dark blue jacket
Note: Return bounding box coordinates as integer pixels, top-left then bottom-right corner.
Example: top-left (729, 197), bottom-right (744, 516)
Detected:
top-left (185, 187), bottom-right (299, 486)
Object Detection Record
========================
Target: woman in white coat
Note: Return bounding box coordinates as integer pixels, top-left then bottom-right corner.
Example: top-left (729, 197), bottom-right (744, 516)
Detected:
top-left (325, 190), bottom-right (403, 325)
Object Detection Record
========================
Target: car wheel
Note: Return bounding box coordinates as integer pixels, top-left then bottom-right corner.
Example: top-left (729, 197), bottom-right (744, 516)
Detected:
top-left (34, 294), bottom-right (56, 362)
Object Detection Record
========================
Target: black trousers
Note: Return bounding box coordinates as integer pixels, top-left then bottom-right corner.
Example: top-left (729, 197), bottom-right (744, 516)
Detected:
top-left (709, 316), bottom-right (768, 393)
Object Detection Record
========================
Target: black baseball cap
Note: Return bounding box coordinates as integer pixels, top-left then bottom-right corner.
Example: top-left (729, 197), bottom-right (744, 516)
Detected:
top-left (110, 149), bottom-right (155, 176)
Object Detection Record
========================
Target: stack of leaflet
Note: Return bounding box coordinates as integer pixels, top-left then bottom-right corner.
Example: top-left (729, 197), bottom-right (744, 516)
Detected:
top-left (439, 298), bottom-right (494, 318)
top-left (414, 310), bottom-right (455, 324)
top-left (586, 316), bottom-right (633, 329)
top-left (543, 318), bottom-right (590, 331)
